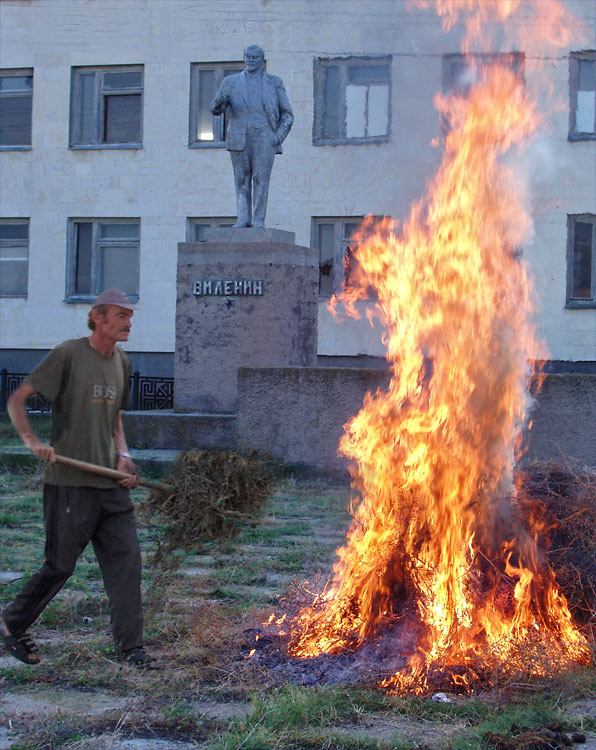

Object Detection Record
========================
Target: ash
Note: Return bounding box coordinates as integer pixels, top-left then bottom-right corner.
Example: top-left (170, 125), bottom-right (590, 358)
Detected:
top-left (242, 617), bottom-right (419, 687)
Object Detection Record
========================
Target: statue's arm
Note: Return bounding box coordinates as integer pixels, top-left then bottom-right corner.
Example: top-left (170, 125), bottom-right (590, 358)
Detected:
top-left (275, 79), bottom-right (294, 144)
top-left (210, 80), bottom-right (230, 116)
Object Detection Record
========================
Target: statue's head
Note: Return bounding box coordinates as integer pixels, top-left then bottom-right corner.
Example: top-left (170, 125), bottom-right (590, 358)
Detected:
top-left (244, 45), bottom-right (265, 72)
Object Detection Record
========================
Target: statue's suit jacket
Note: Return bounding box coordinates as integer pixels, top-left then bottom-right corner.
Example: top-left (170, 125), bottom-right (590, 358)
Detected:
top-left (210, 70), bottom-right (293, 154)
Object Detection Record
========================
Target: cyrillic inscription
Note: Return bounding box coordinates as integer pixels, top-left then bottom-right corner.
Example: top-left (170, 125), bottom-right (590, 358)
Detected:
top-left (193, 279), bottom-right (264, 296)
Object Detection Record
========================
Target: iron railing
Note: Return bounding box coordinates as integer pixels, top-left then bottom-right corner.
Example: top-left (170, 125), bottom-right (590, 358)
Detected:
top-left (0, 369), bottom-right (174, 413)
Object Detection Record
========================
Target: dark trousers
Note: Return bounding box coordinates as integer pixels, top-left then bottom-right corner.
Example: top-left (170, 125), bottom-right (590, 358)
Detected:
top-left (2, 484), bottom-right (143, 654)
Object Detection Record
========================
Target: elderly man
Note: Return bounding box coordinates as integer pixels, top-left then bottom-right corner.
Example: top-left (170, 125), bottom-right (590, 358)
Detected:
top-left (210, 44), bottom-right (293, 228)
top-left (0, 289), bottom-right (155, 668)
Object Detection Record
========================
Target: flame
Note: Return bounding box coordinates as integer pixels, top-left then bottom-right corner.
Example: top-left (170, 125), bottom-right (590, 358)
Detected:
top-left (289, 0), bottom-right (590, 691)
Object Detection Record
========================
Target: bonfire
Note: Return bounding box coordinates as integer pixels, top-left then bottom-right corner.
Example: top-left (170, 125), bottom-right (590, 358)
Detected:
top-left (288, 0), bottom-right (592, 692)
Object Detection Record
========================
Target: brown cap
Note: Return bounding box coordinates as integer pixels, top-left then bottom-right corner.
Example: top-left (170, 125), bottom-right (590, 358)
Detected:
top-left (92, 288), bottom-right (135, 311)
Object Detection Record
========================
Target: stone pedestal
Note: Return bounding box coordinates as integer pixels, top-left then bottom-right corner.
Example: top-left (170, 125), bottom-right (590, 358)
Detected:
top-left (174, 230), bottom-right (318, 413)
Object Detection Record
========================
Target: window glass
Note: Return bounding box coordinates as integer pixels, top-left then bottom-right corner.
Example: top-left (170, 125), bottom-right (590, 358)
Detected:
top-left (0, 224), bottom-right (28, 240)
top-left (103, 94), bottom-right (142, 143)
top-left (103, 71), bottom-right (143, 89)
top-left (78, 73), bottom-right (96, 144)
top-left (345, 85), bottom-right (367, 138)
top-left (576, 59), bottom-right (596, 134)
top-left (197, 69), bottom-right (215, 141)
top-left (348, 65), bottom-right (389, 85)
top-left (100, 244), bottom-right (139, 295)
top-left (368, 85), bottom-right (389, 136)
top-left (0, 222), bottom-right (29, 296)
top-left (572, 221), bottom-right (593, 299)
top-left (74, 222), bottom-right (93, 295)
top-left (0, 76), bottom-right (32, 91)
top-left (0, 72), bottom-right (33, 147)
top-left (99, 223), bottom-right (139, 239)
top-left (322, 66), bottom-right (341, 140)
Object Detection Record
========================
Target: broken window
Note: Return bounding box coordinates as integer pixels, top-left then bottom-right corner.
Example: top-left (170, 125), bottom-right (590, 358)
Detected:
top-left (314, 57), bottom-right (391, 145)
top-left (569, 51), bottom-right (596, 140)
top-left (567, 215), bottom-right (596, 307)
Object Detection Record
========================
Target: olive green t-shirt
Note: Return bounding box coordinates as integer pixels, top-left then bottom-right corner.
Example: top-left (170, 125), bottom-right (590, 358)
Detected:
top-left (26, 338), bottom-right (132, 487)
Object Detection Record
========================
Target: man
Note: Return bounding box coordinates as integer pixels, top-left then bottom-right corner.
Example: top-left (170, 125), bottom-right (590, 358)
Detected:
top-left (210, 44), bottom-right (293, 228)
top-left (0, 289), bottom-right (154, 668)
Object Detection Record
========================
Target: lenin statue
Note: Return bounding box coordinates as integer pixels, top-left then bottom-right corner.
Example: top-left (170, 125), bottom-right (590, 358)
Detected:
top-left (210, 45), bottom-right (293, 228)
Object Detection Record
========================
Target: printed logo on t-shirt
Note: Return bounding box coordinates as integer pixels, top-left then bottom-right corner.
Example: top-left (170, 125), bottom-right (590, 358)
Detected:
top-left (91, 384), bottom-right (117, 404)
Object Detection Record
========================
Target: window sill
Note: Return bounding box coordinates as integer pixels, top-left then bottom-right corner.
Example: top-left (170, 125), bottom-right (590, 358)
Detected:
top-left (69, 144), bottom-right (143, 150)
top-left (0, 293), bottom-right (28, 298)
top-left (568, 134), bottom-right (596, 142)
top-left (189, 141), bottom-right (227, 149)
top-left (313, 136), bottom-right (390, 147)
top-left (0, 145), bottom-right (32, 151)
top-left (566, 300), bottom-right (596, 309)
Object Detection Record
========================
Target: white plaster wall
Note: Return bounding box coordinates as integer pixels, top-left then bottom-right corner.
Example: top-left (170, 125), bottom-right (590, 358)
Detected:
top-left (0, 0), bottom-right (594, 362)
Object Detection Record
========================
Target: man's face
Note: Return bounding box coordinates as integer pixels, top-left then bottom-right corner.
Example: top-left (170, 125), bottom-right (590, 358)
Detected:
top-left (244, 50), bottom-right (264, 73)
top-left (93, 305), bottom-right (133, 343)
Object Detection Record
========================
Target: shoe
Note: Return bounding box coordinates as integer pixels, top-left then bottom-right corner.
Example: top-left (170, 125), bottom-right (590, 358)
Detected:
top-left (0, 616), bottom-right (41, 665)
top-left (120, 646), bottom-right (158, 669)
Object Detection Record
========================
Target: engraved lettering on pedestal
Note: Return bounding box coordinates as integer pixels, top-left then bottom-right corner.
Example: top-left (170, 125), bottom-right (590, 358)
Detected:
top-left (193, 279), bottom-right (265, 296)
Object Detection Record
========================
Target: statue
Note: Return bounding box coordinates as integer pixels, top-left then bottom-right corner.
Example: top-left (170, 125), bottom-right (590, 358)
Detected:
top-left (210, 45), bottom-right (293, 228)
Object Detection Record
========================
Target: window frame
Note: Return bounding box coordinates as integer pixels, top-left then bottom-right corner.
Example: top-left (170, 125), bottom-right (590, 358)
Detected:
top-left (189, 62), bottom-right (244, 148)
top-left (0, 68), bottom-right (33, 150)
top-left (187, 217), bottom-right (237, 241)
top-left (569, 51), bottom-right (596, 142)
top-left (313, 56), bottom-right (392, 146)
top-left (0, 219), bottom-right (29, 297)
top-left (69, 65), bottom-right (144, 149)
top-left (65, 218), bottom-right (140, 302)
top-left (566, 214), bottom-right (596, 308)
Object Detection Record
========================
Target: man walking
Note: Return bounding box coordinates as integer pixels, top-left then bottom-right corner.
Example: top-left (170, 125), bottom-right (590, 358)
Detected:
top-left (210, 44), bottom-right (293, 228)
top-left (0, 289), bottom-right (154, 667)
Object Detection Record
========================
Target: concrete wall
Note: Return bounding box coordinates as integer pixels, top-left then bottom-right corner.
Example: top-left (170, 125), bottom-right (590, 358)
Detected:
top-left (1, 0), bottom-right (594, 363)
top-left (236, 367), bottom-right (596, 472)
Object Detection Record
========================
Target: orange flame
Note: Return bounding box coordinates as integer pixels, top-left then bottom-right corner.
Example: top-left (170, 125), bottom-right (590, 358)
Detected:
top-left (289, 0), bottom-right (590, 691)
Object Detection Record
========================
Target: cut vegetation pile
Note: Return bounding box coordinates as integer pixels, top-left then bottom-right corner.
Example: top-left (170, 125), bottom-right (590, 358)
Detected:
top-left (516, 461), bottom-right (596, 630)
top-left (140, 449), bottom-right (273, 574)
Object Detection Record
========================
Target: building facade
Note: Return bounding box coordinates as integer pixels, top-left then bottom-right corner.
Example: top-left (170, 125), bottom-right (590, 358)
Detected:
top-left (1, 0), bottom-right (595, 375)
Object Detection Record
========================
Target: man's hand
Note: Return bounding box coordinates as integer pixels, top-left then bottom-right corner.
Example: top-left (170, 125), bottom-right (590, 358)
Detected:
top-left (24, 437), bottom-right (55, 464)
top-left (117, 455), bottom-right (139, 489)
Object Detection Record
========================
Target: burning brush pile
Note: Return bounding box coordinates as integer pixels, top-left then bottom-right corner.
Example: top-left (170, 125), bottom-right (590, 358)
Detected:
top-left (273, 0), bottom-right (595, 694)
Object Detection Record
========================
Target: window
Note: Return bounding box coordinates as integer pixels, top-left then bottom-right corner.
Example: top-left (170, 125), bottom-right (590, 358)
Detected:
top-left (187, 217), bottom-right (236, 241)
top-left (0, 70), bottom-right (33, 148)
top-left (567, 215), bottom-right (596, 307)
top-left (443, 52), bottom-right (525, 96)
top-left (313, 57), bottom-right (391, 145)
top-left (569, 52), bottom-right (596, 140)
top-left (189, 63), bottom-right (243, 146)
top-left (67, 220), bottom-right (140, 300)
top-left (313, 217), bottom-right (368, 295)
top-left (0, 220), bottom-right (29, 296)
top-left (70, 66), bottom-right (143, 147)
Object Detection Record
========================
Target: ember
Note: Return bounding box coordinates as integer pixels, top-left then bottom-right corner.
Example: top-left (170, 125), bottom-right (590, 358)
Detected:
top-left (288, 0), bottom-right (592, 692)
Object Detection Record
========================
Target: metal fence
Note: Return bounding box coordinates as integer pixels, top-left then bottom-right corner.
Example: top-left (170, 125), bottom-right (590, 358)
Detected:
top-left (0, 369), bottom-right (174, 413)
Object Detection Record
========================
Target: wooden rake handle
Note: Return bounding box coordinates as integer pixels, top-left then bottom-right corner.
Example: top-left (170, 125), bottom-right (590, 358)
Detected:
top-left (54, 454), bottom-right (174, 493)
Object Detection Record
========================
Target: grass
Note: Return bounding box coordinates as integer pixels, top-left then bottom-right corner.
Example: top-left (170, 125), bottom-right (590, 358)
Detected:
top-left (0, 443), bottom-right (595, 748)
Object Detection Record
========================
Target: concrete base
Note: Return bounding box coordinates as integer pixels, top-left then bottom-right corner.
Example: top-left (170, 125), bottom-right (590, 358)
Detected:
top-left (122, 410), bottom-right (236, 451)
top-left (175, 239), bottom-right (318, 413)
top-left (201, 226), bottom-right (296, 244)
